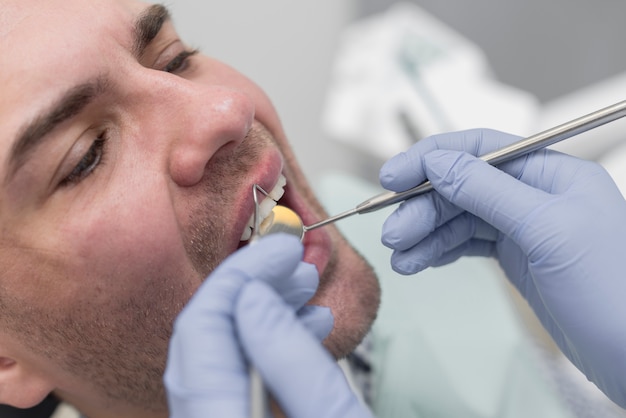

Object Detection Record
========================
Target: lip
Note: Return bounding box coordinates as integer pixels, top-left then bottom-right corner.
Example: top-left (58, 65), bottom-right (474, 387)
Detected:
top-left (275, 181), bottom-right (333, 277)
top-left (226, 124), bottom-right (333, 278)
top-left (230, 150), bottom-right (284, 250)
top-left (232, 169), bottom-right (333, 278)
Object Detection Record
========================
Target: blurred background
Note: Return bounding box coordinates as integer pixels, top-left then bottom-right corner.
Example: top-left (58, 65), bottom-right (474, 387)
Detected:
top-left (16, 1), bottom-right (625, 417)
top-left (166, 2), bottom-right (626, 417)
top-left (169, 0), bottom-right (626, 183)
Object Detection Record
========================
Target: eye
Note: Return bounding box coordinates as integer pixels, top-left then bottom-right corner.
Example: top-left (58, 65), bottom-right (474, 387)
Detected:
top-left (61, 133), bottom-right (107, 186)
top-left (163, 49), bottom-right (199, 74)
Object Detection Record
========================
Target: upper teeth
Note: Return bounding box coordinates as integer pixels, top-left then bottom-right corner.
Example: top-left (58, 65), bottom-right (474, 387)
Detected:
top-left (240, 174), bottom-right (287, 241)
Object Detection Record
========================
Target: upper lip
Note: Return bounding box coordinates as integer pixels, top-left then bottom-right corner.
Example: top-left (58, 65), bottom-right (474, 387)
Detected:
top-left (220, 123), bottom-right (333, 275)
top-left (230, 164), bottom-right (333, 278)
top-left (231, 159), bottom-right (284, 249)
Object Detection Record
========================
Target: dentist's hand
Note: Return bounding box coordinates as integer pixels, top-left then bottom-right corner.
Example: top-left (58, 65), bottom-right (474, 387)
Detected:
top-left (380, 128), bottom-right (626, 408)
top-left (164, 234), bottom-right (374, 418)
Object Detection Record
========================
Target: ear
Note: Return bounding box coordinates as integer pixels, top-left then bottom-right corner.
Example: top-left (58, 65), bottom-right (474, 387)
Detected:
top-left (0, 352), bottom-right (54, 408)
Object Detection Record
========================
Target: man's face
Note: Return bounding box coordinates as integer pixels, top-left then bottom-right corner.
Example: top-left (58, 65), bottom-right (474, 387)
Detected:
top-left (0, 0), bottom-right (380, 415)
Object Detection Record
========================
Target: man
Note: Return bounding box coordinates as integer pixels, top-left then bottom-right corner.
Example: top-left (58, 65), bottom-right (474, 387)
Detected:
top-left (164, 127), bottom-right (626, 417)
top-left (0, 1), bottom-right (380, 416)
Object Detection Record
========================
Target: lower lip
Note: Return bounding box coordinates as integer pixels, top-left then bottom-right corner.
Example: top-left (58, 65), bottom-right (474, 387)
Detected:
top-left (301, 226), bottom-right (332, 275)
top-left (284, 194), bottom-right (332, 275)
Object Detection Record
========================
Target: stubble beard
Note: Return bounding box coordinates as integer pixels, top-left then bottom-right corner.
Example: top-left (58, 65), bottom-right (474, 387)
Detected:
top-left (10, 123), bottom-right (379, 413)
top-left (314, 235), bottom-right (380, 359)
top-left (1, 126), bottom-right (272, 413)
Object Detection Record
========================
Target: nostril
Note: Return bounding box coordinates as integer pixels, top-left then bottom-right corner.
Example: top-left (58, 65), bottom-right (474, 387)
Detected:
top-left (169, 147), bottom-right (207, 187)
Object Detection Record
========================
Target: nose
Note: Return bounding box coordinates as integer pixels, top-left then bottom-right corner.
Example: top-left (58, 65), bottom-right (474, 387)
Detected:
top-left (167, 84), bottom-right (255, 187)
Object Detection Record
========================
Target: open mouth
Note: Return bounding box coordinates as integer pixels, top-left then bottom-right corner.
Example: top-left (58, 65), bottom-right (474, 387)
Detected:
top-left (240, 173), bottom-right (287, 241)
top-left (233, 167), bottom-right (333, 278)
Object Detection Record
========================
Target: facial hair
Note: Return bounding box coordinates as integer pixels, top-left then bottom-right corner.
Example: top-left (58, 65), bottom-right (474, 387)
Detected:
top-left (0, 125), bottom-right (273, 412)
top-left (181, 123), bottom-right (272, 276)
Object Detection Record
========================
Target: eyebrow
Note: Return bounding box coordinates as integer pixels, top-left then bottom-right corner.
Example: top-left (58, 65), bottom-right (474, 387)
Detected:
top-left (6, 78), bottom-right (106, 183)
top-left (5, 4), bottom-right (171, 183)
top-left (132, 4), bottom-right (171, 58)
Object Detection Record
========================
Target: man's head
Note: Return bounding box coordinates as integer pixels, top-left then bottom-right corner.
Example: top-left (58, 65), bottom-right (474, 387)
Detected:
top-left (0, 0), bottom-right (378, 417)
top-left (0, 0), bottom-right (380, 416)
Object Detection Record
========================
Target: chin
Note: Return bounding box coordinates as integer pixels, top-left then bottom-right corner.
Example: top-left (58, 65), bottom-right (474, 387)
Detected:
top-left (312, 230), bottom-right (380, 359)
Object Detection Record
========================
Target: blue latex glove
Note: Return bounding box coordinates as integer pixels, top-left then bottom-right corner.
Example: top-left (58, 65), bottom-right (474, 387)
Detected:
top-left (380, 128), bottom-right (626, 408)
top-left (164, 234), bottom-right (374, 418)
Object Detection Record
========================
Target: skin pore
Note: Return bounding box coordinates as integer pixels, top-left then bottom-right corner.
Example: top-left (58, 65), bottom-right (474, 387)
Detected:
top-left (0, 1), bottom-right (380, 417)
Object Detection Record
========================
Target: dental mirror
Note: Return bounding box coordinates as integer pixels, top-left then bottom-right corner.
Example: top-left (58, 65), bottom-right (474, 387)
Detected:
top-left (258, 205), bottom-right (305, 240)
top-left (251, 184), bottom-right (307, 241)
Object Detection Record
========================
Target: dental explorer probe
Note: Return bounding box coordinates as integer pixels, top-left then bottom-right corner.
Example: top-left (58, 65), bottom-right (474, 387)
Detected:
top-left (302, 99), bottom-right (626, 232)
top-left (256, 100), bottom-right (626, 240)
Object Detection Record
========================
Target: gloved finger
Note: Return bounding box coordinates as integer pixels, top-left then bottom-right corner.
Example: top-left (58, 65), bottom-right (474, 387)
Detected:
top-left (296, 305), bottom-right (334, 342)
top-left (169, 234), bottom-right (305, 377)
top-left (496, 148), bottom-right (602, 196)
top-left (381, 190), bottom-right (463, 251)
top-left (272, 262), bottom-right (319, 311)
top-left (380, 129), bottom-right (523, 191)
top-left (380, 148), bottom-right (429, 192)
top-left (166, 298), bottom-right (248, 418)
top-left (237, 281), bottom-right (374, 418)
top-left (389, 213), bottom-right (496, 274)
top-left (181, 234), bottom-right (309, 328)
top-left (423, 149), bottom-right (552, 240)
top-left (428, 239), bottom-right (497, 267)
top-left (209, 234), bottom-right (305, 293)
top-left (165, 234), bottom-right (306, 417)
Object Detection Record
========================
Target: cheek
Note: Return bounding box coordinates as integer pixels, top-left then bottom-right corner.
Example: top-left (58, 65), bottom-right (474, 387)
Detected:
top-left (60, 189), bottom-right (198, 298)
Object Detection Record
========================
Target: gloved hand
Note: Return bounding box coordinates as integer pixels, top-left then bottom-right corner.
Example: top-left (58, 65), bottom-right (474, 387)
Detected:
top-left (380, 128), bottom-right (626, 408)
top-left (164, 233), bottom-right (374, 418)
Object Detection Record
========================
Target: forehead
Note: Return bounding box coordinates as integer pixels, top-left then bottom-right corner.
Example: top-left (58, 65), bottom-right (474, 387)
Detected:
top-left (0, 0), bottom-right (145, 38)
top-left (0, 0), bottom-right (145, 73)
top-left (0, 0), bottom-right (150, 159)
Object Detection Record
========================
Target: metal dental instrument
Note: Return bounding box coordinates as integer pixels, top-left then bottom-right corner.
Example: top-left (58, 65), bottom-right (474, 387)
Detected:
top-left (245, 100), bottom-right (626, 417)
top-left (257, 100), bottom-right (626, 239)
top-left (249, 184), bottom-right (270, 418)
top-left (251, 184), bottom-right (270, 241)
top-left (307, 99), bottom-right (626, 231)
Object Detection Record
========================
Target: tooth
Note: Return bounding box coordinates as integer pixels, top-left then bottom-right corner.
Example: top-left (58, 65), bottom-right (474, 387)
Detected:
top-left (269, 174), bottom-right (286, 201)
top-left (240, 175), bottom-right (287, 241)
top-left (240, 197), bottom-right (277, 241)
top-left (240, 226), bottom-right (252, 241)
top-left (258, 198), bottom-right (277, 220)
top-left (258, 211), bottom-right (275, 236)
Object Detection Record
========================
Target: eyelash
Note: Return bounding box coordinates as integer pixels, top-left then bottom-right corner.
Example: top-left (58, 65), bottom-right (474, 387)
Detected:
top-left (61, 132), bottom-right (107, 186)
top-left (163, 49), bottom-right (199, 73)
top-left (60, 50), bottom-right (198, 187)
